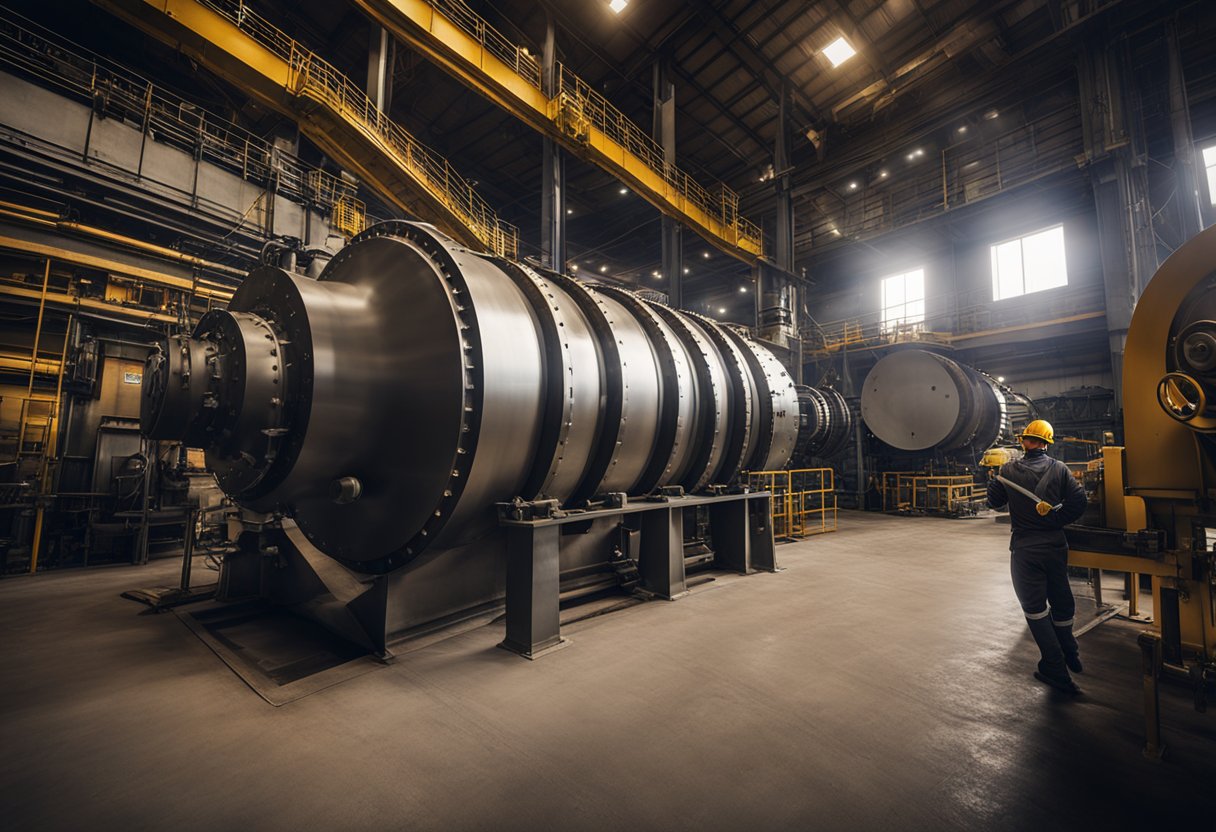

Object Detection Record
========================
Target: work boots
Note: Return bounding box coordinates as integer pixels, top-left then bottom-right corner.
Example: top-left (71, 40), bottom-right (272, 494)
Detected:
top-left (1026, 614), bottom-right (1081, 695)
top-left (1053, 618), bottom-right (1083, 674)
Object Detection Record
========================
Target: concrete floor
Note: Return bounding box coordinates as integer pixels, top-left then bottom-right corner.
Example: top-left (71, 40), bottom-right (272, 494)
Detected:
top-left (2, 510), bottom-right (1214, 830)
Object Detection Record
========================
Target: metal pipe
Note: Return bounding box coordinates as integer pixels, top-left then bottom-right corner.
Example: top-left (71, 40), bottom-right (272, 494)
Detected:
top-left (0, 202), bottom-right (245, 277)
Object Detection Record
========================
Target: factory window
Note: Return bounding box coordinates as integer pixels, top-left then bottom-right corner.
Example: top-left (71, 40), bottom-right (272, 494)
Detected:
top-left (990, 225), bottom-right (1067, 301)
top-left (880, 268), bottom-right (925, 334)
top-left (1204, 145), bottom-right (1216, 205)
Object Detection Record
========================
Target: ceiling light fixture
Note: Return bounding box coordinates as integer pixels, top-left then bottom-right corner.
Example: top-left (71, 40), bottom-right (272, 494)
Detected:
top-left (570, 264), bottom-right (579, 271)
top-left (619, 187), bottom-right (628, 195)
top-left (599, 265), bottom-right (608, 273)
top-left (652, 270), bottom-right (661, 278)
top-left (984, 109), bottom-right (1000, 120)
top-left (848, 181), bottom-right (858, 190)
top-left (739, 286), bottom-right (748, 293)
top-left (609, 0), bottom-right (628, 14)
top-left (997, 376), bottom-right (1005, 383)
top-left (822, 36), bottom-right (856, 68)
top-left (879, 170), bottom-right (889, 178)
top-left (682, 267), bottom-right (690, 275)
top-left (702, 251), bottom-right (710, 259)
top-left (957, 125), bottom-right (968, 134)
top-left (566, 208), bottom-right (573, 215)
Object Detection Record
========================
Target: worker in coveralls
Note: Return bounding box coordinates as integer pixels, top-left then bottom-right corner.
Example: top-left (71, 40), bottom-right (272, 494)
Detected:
top-left (987, 419), bottom-right (1088, 694)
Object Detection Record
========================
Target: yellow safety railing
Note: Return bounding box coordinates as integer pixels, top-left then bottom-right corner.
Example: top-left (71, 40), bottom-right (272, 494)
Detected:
top-left (330, 195), bottom-right (367, 239)
top-left (0, 13), bottom-right (351, 232)
top-left (552, 65), bottom-right (762, 255)
top-left (169, 0), bottom-right (518, 258)
top-left (881, 472), bottom-right (984, 517)
top-left (356, 0), bottom-right (763, 260)
top-left (748, 468), bottom-right (837, 540)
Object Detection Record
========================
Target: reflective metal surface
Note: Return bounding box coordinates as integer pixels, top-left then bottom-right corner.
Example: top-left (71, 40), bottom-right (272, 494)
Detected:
top-left (861, 350), bottom-right (1002, 452)
top-left (142, 220), bottom-right (811, 573)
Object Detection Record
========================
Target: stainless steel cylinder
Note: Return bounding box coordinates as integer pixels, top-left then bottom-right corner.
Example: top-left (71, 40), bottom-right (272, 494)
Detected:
top-left (142, 221), bottom-right (805, 572)
top-left (860, 349), bottom-right (1005, 452)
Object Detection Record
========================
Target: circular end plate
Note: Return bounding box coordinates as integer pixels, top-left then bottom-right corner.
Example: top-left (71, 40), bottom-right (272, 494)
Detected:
top-left (861, 351), bottom-right (962, 451)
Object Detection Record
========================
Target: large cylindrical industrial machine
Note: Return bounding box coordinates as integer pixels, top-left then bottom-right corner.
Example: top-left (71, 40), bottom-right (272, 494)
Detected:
top-left (142, 221), bottom-right (842, 575)
top-left (859, 349), bottom-right (1028, 453)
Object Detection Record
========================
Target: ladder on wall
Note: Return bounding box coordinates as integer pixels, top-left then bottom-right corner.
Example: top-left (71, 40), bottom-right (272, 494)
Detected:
top-left (19, 257), bottom-right (71, 572)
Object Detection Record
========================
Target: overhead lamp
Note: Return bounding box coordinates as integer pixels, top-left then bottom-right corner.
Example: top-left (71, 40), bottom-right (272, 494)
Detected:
top-left (830, 227), bottom-right (842, 237)
top-left (570, 265), bottom-right (579, 271)
top-left (957, 125), bottom-right (968, 134)
top-left (609, 0), bottom-right (628, 14)
top-left (566, 208), bottom-right (573, 215)
top-left (702, 251), bottom-right (710, 259)
top-left (619, 187), bottom-right (628, 195)
top-left (822, 36), bottom-right (856, 68)
top-left (997, 376), bottom-right (1005, 383)
top-left (682, 267), bottom-right (690, 274)
top-left (718, 307), bottom-right (727, 315)
top-left (984, 109), bottom-right (1000, 120)
top-left (848, 181), bottom-right (858, 190)
top-left (599, 265), bottom-right (608, 273)
top-left (879, 170), bottom-right (889, 179)
top-left (652, 270), bottom-right (661, 278)
top-left (739, 286), bottom-right (748, 293)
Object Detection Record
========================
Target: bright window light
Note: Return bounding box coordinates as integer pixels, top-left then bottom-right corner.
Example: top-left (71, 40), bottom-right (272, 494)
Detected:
top-left (880, 268), bottom-right (925, 334)
top-left (1203, 145), bottom-right (1216, 206)
top-left (609, 0), bottom-right (628, 14)
top-left (990, 225), bottom-right (1068, 300)
top-left (823, 36), bottom-right (856, 68)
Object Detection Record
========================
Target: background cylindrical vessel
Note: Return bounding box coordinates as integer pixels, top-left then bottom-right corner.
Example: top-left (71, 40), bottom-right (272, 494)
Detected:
top-left (142, 222), bottom-right (804, 573)
top-left (860, 349), bottom-right (1007, 452)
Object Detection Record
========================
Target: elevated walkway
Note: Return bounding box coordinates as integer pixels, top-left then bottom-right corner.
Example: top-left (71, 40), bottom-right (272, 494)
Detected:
top-left (97, 0), bottom-right (518, 257)
top-left (353, 0), bottom-right (763, 261)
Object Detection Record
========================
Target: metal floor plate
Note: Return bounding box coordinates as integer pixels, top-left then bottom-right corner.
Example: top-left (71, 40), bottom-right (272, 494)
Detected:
top-left (175, 601), bottom-right (384, 706)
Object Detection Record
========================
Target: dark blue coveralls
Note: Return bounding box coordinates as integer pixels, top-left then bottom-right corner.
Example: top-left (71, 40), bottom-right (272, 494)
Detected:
top-left (986, 449), bottom-right (1088, 683)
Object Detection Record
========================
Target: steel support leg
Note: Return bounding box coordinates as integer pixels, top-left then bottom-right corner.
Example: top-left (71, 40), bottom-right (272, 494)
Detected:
top-left (1138, 631), bottom-right (1165, 760)
top-left (749, 496), bottom-right (778, 573)
top-left (500, 525), bottom-right (566, 659)
top-left (639, 506), bottom-right (686, 600)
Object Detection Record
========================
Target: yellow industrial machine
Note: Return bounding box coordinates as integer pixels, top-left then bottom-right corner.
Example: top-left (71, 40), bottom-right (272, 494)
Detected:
top-left (1067, 225), bottom-right (1216, 754)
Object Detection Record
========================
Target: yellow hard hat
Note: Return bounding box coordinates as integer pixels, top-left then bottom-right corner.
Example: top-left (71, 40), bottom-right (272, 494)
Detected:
top-left (1020, 419), bottom-right (1054, 444)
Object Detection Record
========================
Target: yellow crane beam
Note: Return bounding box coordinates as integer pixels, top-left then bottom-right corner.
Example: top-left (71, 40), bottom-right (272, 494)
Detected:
top-left (94, 0), bottom-right (518, 258)
top-left (352, 0), bottom-right (764, 262)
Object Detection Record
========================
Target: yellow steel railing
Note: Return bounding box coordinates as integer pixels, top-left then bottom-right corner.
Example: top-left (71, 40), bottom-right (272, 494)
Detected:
top-left (284, 42), bottom-right (517, 257)
top-left (104, 0), bottom-right (518, 258)
top-left (0, 14), bottom-right (353, 240)
top-left (881, 472), bottom-right (985, 517)
top-left (355, 0), bottom-right (763, 260)
top-left (748, 468), bottom-right (837, 540)
top-left (331, 196), bottom-right (368, 239)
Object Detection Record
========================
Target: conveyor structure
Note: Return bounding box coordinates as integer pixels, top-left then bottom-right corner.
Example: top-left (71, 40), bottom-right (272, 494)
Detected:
top-left (95, 0), bottom-right (518, 258)
top-left (347, 0), bottom-right (764, 261)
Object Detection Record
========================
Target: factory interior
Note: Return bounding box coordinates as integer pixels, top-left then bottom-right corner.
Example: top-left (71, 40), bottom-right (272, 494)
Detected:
top-left (2, 0), bottom-right (1215, 827)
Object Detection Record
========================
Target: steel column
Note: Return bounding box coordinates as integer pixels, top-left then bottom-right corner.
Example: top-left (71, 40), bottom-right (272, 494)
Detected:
top-left (500, 524), bottom-right (564, 659)
top-left (1166, 19), bottom-right (1203, 240)
top-left (653, 60), bottom-right (682, 306)
top-left (366, 25), bottom-right (395, 113)
top-left (540, 17), bottom-right (565, 272)
top-left (639, 506), bottom-right (686, 599)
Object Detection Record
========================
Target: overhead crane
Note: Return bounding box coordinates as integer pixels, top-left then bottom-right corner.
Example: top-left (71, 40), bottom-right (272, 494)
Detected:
top-left (94, 0), bottom-right (519, 258)
top-left (352, 0), bottom-right (764, 262)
